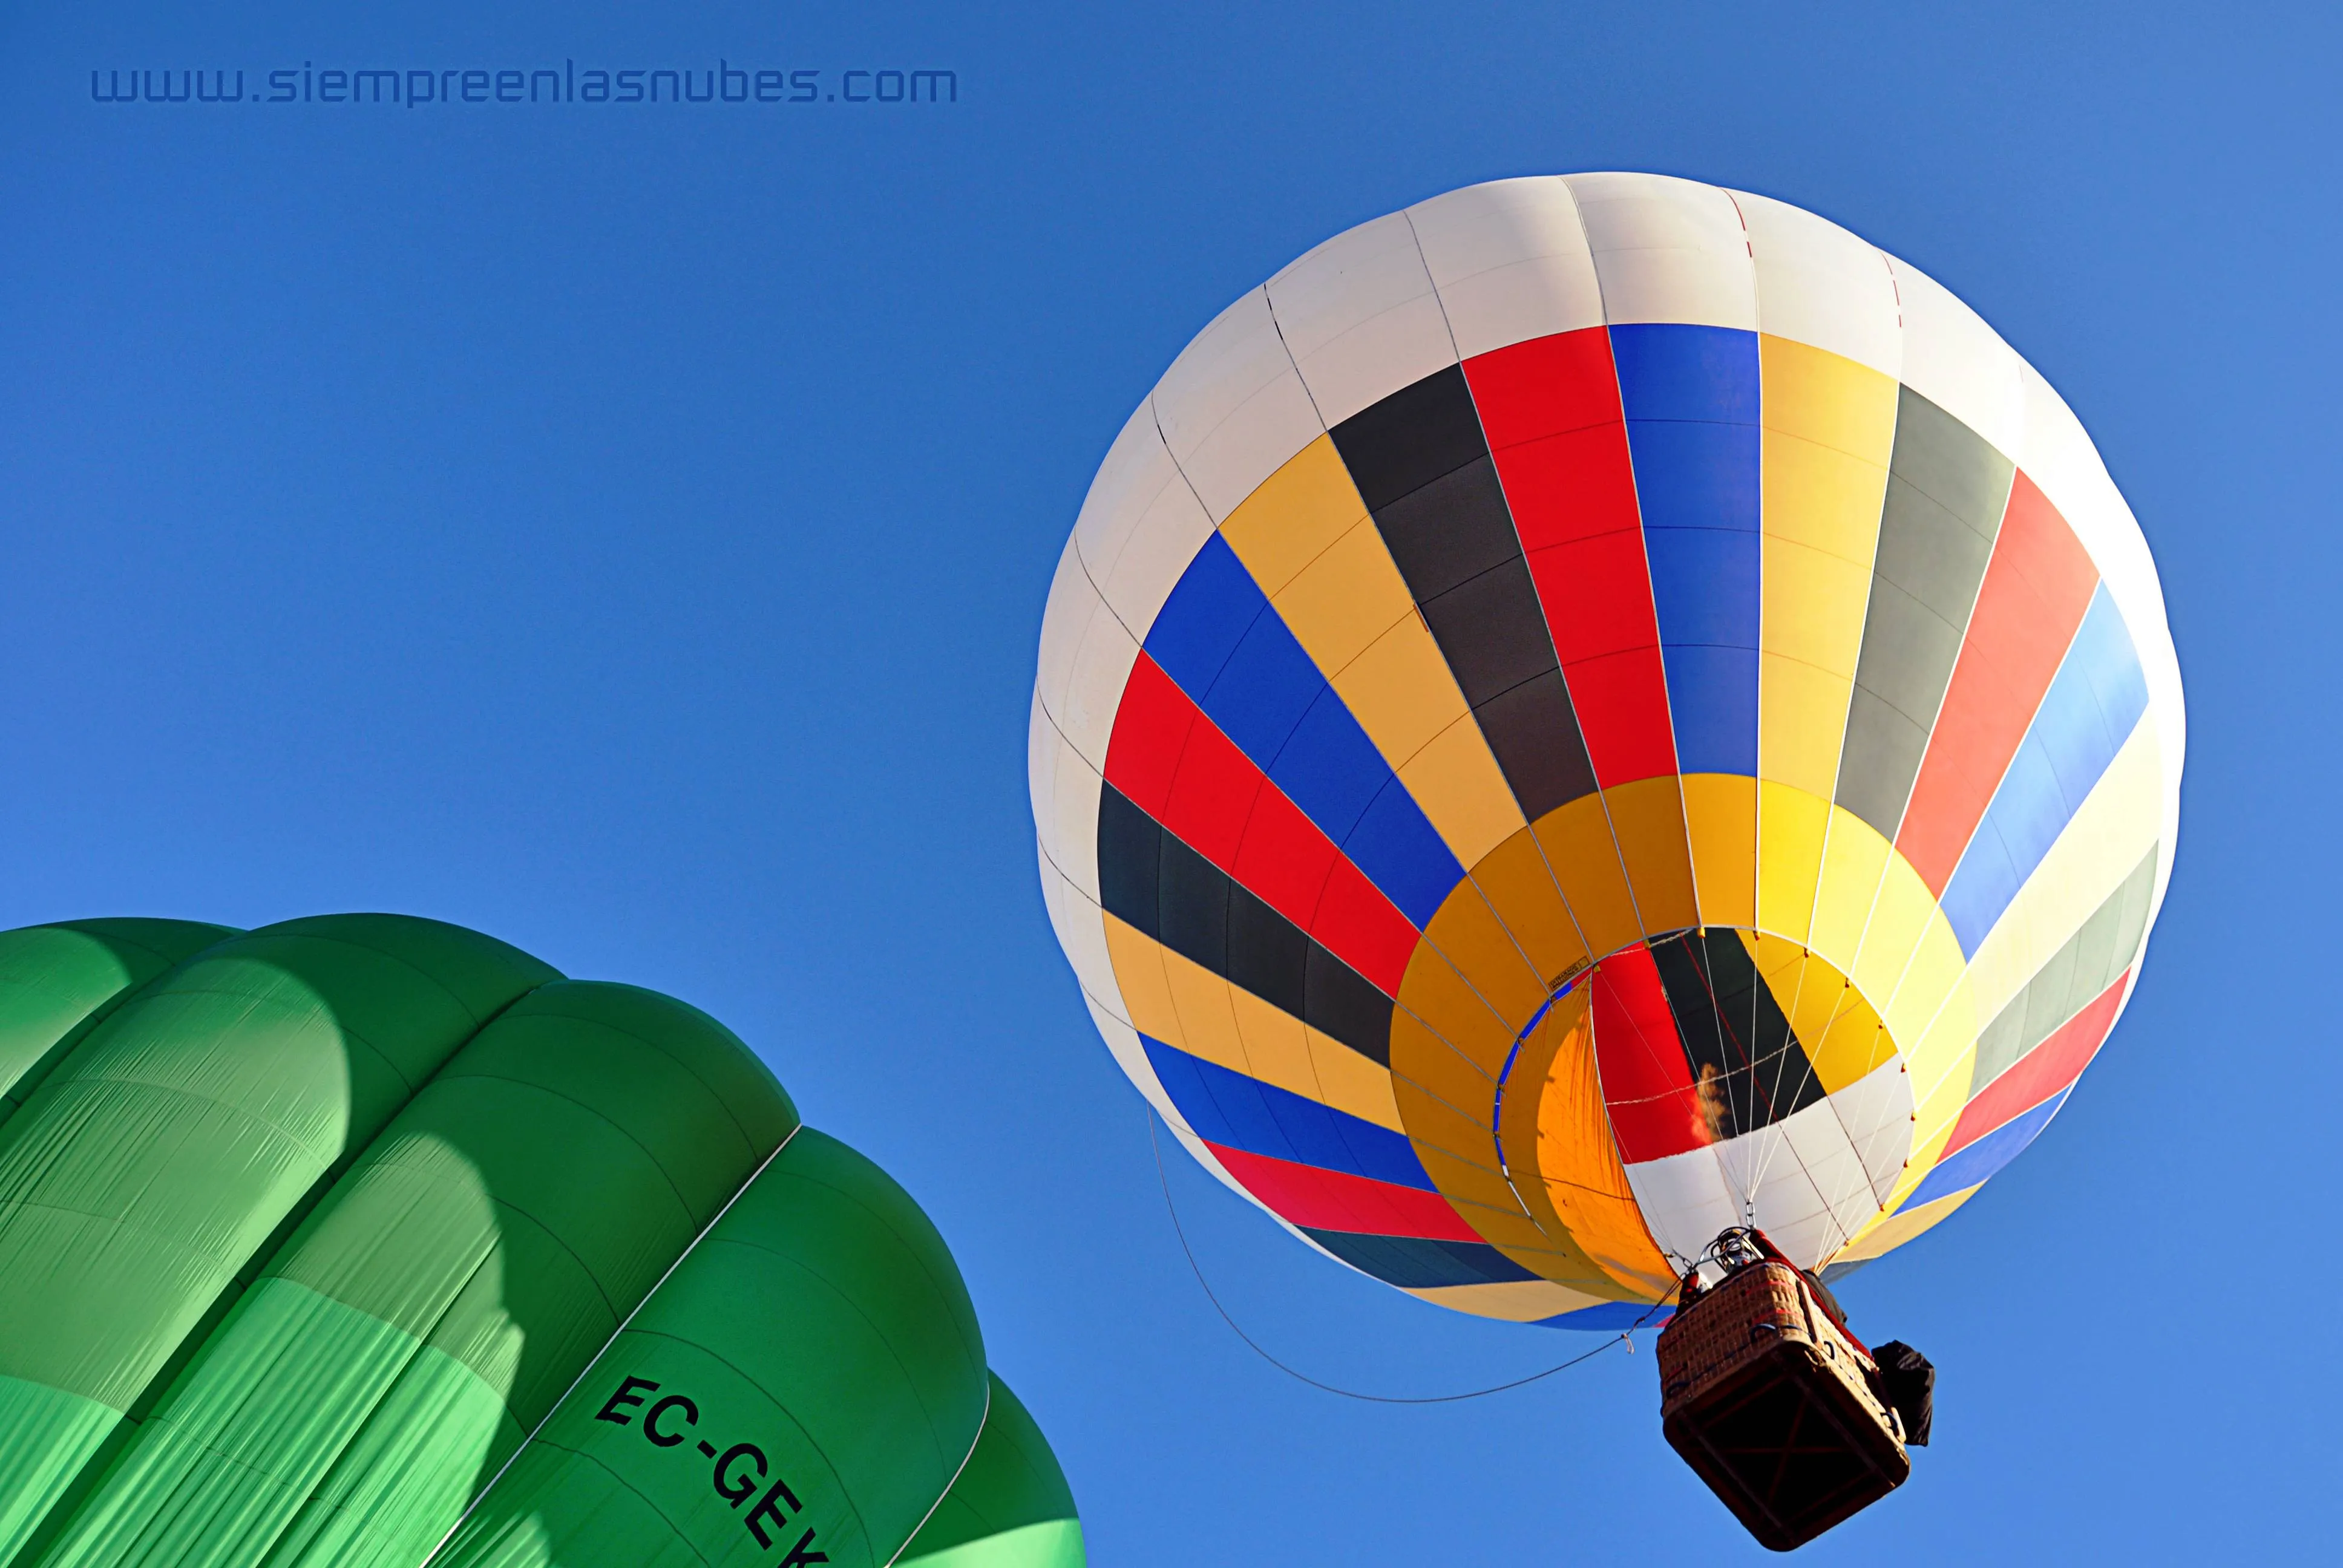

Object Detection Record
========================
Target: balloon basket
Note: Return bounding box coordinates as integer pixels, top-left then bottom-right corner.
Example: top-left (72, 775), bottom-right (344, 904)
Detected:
top-left (1657, 1261), bottom-right (1909, 1550)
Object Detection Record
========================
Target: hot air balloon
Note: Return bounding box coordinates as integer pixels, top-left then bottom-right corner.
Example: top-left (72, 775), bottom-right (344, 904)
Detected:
top-left (0, 913), bottom-right (1083, 1568)
top-left (1029, 172), bottom-right (2179, 1535)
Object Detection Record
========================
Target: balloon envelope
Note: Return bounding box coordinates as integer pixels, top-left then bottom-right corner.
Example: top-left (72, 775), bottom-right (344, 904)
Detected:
top-left (0, 914), bottom-right (1082, 1567)
top-left (1031, 174), bottom-right (2181, 1327)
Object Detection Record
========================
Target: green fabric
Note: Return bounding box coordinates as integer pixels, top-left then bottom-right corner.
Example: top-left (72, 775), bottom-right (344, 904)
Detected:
top-left (0, 919), bottom-right (234, 1121)
top-left (439, 1130), bottom-right (989, 1568)
top-left (0, 913), bottom-right (1080, 1568)
top-left (0, 915), bottom-right (554, 1564)
top-left (899, 1376), bottom-right (1083, 1567)
top-left (25, 979), bottom-right (796, 1568)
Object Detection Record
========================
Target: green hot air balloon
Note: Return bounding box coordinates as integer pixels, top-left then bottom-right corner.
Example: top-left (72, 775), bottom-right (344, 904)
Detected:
top-left (0, 914), bottom-right (1083, 1568)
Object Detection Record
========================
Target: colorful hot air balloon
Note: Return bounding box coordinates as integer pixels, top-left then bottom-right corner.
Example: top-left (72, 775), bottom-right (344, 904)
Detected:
top-left (1031, 173), bottom-right (2181, 1328)
top-left (0, 914), bottom-right (1083, 1568)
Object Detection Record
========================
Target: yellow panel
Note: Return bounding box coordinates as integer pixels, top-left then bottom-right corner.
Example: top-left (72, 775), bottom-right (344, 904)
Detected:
top-left (1760, 336), bottom-right (1895, 799)
top-left (1159, 942), bottom-right (1248, 1073)
top-left (1743, 930), bottom-right (1891, 1093)
top-left (1462, 827), bottom-right (1591, 987)
top-left (1419, 881), bottom-right (1547, 1040)
top-left (1530, 795), bottom-right (1644, 960)
top-left (1518, 1000), bottom-right (1674, 1298)
top-left (1306, 1025), bottom-right (1404, 1132)
top-left (1806, 807), bottom-right (1892, 979)
top-left (1962, 719), bottom-right (2163, 1029)
top-left (1103, 915), bottom-right (1182, 1047)
top-left (1681, 773), bottom-right (1757, 929)
top-left (1830, 1183), bottom-right (1980, 1268)
top-left (1217, 434), bottom-right (1373, 596)
top-left (1265, 518), bottom-right (1414, 674)
top-left (1331, 614), bottom-right (1469, 764)
top-left (1755, 780), bottom-right (1832, 944)
top-left (1605, 777), bottom-right (1699, 935)
top-left (1403, 1280), bottom-right (1613, 1322)
top-left (1849, 846), bottom-right (1936, 1012)
top-left (1394, 712), bottom-right (1526, 869)
top-left (1758, 646), bottom-right (1858, 802)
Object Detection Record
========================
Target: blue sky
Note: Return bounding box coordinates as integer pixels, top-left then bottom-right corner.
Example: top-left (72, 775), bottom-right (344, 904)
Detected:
top-left (3, 3), bottom-right (2333, 1561)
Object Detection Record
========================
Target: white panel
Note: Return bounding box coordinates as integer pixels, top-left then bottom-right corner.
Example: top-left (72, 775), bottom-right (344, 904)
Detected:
top-left (1040, 844), bottom-right (1125, 1029)
top-left (1091, 422), bottom-right (1217, 641)
top-left (1070, 402), bottom-right (1184, 611)
top-left (1828, 1054), bottom-right (1916, 1206)
top-left (1882, 253), bottom-right (2026, 459)
top-left (1408, 176), bottom-right (1603, 360)
top-left (1622, 1144), bottom-right (1742, 1270)
top-left (1718, 1122), bottom-right (1835, 1264)
top-left (1267, 211), bottom-right (1458, 426)
top-left (1029, 693), bottom-right (1105, 901)
top-left (1038, 558), bottom-right (1142, 776)
top-left (2011, 359), bottom-right (2186, 927)
top-left (1034, 535), bottom-right (1102, 737)
top-left (1149, 288), bottom-right (1324, 522)
top-left (1733, 189), bottom-right (1902, 380)
top-left (1564, 172), bottom-right (1756, 330)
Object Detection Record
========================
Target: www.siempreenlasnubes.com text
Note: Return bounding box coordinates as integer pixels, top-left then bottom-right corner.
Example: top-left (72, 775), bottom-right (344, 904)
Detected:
top-left (91, 62), bottom-right (957, 106)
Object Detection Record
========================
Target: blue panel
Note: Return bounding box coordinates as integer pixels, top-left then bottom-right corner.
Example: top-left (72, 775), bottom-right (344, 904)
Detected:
top-left (1141, 532), bottom-right (1263, 696)
top-left (1260, 685), bottom-right (1389, 843)
top-left (1611, 324), bottom-right (1761, 425)
top-left (1142, 1034), bottom-right (1434, 1191)
top-left (1301, 1229), bottom-right (1539, 1288)
top-left (1940, 586), bottom-right (2152, 953)
top-left (1535, 1301), bottom-right (1673, 1332)
top-left (1139, 537), bottom-right (1464, 931)
top-left (1204, 603), bottom-right (1335, 766)
top-left (1342, 779), bottom-right (1467, 930)
top-left (1899, 1087), bottom-right (2069, 1210)
top-left (1612, 325), bottom-right (1762, 779)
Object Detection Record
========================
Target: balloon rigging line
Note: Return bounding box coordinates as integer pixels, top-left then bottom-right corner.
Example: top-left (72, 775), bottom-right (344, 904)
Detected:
top-left (1148, 1110), bottom-right (1669, 1404)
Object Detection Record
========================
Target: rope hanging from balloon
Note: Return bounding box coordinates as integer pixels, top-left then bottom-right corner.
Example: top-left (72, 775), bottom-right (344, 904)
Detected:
top-left (1147, 1110), bottom-right (1673, 1404)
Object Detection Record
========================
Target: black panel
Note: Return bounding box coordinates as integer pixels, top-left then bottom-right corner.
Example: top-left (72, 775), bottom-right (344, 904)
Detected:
top-left (1328, 364), bottom-right (1487, 512)
top-left (1225, 883), bottom-right (1308, 1020)
top-left (1420, 559), bottom-right (1562, 706)
top-left (1093, 786), bottom-right (1396, 1067)
top-left (1155, 831), bottom-right (1230, 975)
top-left (1648, 930), bottom-right (1827, 1139)
top-left (1300, 1229), bottom-right (1539, 1287)
top-left (1373, 457), bottom-right (1521, 601)
top-left (1305, 946), bottom-right (1395, 1066)
top-left (1835, 387), bottom-right (2014, 839)
top-left (1094, 785), bottom-right (1162, 938)
top-left (1331, 367), bottom-right (1603, 824)
top-left (1470, 670), bottom-right (1598, 820)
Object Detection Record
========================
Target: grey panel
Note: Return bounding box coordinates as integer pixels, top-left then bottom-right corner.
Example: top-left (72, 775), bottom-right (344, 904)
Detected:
top-left (1833, 387), bottom-right (2016, 838)
top-left (1971, 849), bottom-right (2158, 1087)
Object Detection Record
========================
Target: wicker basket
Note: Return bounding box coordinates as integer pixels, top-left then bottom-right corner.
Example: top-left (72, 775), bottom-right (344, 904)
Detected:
top-left (1656, 1262), bottom-right (1909, 1550)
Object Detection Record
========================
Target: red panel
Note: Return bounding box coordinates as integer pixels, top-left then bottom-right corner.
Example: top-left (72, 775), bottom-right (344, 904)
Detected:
top-left (1205, 1143), bottom-right (1484, 1242)
top-left (1941, 971), bottom-right (2128, 1158)
top-left (1466, 332), bottom-right (1678, 786)
top-left (1107, 653), bottom-right (1420, 996)
top-left (1304, 855), bottom-right (1421, 996)
top-left (1465, 326), bottom-right (1622, 447)
top-left (1103, 654), bottom-right (1196, 818)
top-left (1898, 471), bottom-right (2102, 893)
top-left (1590, 946), bottom-right (1712, 1164)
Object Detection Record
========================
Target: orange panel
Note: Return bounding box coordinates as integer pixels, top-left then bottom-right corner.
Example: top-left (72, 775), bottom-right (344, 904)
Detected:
top-left (1603, 777), bottom-right (1699, 935)
top-left (1522, 997), bottom-right (1674, 1297)
top-left (1530, 794), bottom-right (1643, 960)
top-left (1460, 826), bottom-right (1591, 988)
